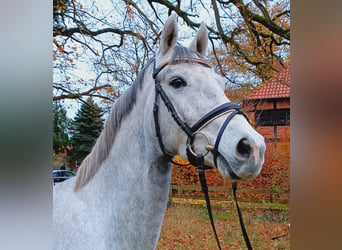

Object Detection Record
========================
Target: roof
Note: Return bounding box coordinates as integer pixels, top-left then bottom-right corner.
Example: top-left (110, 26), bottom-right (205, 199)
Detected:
top-left (245, 66), bottom-right (290, 100)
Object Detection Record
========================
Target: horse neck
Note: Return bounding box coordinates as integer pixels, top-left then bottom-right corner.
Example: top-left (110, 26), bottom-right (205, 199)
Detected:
top-left (80, 90), bottom-right (172, 248)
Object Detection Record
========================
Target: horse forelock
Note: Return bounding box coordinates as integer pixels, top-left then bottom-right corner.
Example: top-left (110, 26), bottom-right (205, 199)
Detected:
top-left (171, 45), bottom-right (208, 63)
top-left (74, 59), bottom-right (154, 191)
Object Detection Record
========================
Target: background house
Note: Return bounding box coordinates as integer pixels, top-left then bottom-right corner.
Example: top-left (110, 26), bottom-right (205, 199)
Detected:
top-left (243, 65), bottom-right (290, 142)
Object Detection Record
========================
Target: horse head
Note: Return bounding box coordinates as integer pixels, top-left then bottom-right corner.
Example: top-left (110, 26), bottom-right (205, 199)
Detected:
top-left (152, 13), bottom-right (265, 180)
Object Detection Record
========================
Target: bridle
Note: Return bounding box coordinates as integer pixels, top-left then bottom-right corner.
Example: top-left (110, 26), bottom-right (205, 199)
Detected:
top-left (153, 57), bottom-right (246, 177)
top-left (152, 57), bottom-right (253, 250)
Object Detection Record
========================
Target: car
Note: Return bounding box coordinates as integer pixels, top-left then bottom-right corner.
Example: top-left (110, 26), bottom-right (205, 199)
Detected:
top-left (53, 170), bottom-right (76, 184)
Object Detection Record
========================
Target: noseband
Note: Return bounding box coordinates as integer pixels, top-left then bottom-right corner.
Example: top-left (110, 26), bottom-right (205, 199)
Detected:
top-left (152, 57), bottom-right (247, 178)
top-left (152, 57), bottom-right (253, 250)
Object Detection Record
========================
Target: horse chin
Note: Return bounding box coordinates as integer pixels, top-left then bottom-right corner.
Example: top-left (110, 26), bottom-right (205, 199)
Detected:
top-left (216, 154), bottom-right (261, 181)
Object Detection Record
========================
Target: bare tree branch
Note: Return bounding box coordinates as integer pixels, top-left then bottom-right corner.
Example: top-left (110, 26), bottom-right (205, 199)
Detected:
top-left (53, 0), bottom-right (290, 107)
top-left (53, 84), bottom-right (112, 101)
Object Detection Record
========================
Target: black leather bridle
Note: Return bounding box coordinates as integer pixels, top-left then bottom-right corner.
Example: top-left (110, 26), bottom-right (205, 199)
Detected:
top-left (152, 57), bottom-right (253, 250)
top-left (152, 58), bottom-right (247, 176)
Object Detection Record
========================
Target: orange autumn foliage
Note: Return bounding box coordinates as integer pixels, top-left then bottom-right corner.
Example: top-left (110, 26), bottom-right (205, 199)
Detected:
top-left (171, 136), bottom-right (290, 198)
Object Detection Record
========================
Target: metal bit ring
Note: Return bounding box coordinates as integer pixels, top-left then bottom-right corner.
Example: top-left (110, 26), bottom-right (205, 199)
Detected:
top-left (186, 132), bottom-right (213, 157)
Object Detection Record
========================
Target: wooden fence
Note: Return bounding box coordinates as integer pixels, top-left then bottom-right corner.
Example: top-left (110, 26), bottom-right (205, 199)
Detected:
top-left (170, 184), bottom-right (289, 204)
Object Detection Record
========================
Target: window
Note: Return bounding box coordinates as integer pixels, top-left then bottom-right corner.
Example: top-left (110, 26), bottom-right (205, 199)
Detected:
top-left (256, 109), bottom-right (290, 126)
top-left (276, 109), bottom-right (290, 125)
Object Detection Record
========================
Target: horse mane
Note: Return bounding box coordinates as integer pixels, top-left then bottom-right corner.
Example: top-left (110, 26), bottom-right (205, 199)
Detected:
top-left (74, 59), bottom-right (154, 191)
top-left (74, 45), bottom-right (208, 191)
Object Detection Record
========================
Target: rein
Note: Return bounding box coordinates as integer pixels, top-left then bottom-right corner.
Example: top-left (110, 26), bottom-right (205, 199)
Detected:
top-left (153, 57), bottom-right (253, 250)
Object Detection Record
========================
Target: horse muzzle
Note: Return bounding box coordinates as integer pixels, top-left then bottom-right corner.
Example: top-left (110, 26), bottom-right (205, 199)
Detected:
top-left (186, 105), bottom-right (266, 180)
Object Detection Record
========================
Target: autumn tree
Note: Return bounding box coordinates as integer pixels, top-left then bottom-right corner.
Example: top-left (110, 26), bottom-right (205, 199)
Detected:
top-left (53, 0), bottom-right (290, 107)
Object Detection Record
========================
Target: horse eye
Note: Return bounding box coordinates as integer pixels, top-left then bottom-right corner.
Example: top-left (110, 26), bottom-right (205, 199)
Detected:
top-left (169, 78), bottom-right (186, 88)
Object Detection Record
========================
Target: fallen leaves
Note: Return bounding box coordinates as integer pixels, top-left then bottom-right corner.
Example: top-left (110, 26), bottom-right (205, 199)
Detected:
top-left (157, 202), bottom-right (290, 250)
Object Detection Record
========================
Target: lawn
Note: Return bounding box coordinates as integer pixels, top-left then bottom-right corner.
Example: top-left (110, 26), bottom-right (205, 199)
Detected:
top-left (157, 199), bottom-right (290, 250)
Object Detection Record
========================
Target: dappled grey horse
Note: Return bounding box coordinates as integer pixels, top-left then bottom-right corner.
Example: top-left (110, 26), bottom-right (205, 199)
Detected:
top-left (53, 13), bottom-right (265, 250)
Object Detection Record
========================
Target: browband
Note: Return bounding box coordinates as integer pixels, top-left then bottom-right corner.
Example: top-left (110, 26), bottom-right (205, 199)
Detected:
top-left (153, 57), bottom-right (211, 79)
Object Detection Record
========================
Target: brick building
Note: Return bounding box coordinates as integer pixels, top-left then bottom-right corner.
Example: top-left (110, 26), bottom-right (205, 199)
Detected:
top-left (239, 65), bottom-right (290, 196)
top-left (243, 65), bottom-right (290, 141)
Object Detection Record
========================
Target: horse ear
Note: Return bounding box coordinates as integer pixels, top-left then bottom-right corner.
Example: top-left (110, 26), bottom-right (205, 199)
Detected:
top-left (189, 22), bottom-right (208, 56)
top-left (159, 12), bottom-right (178, 56)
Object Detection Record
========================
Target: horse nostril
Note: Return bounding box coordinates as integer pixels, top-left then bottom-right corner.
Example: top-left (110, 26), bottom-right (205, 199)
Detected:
top-left (237, 138), bottom-right (251, 158)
